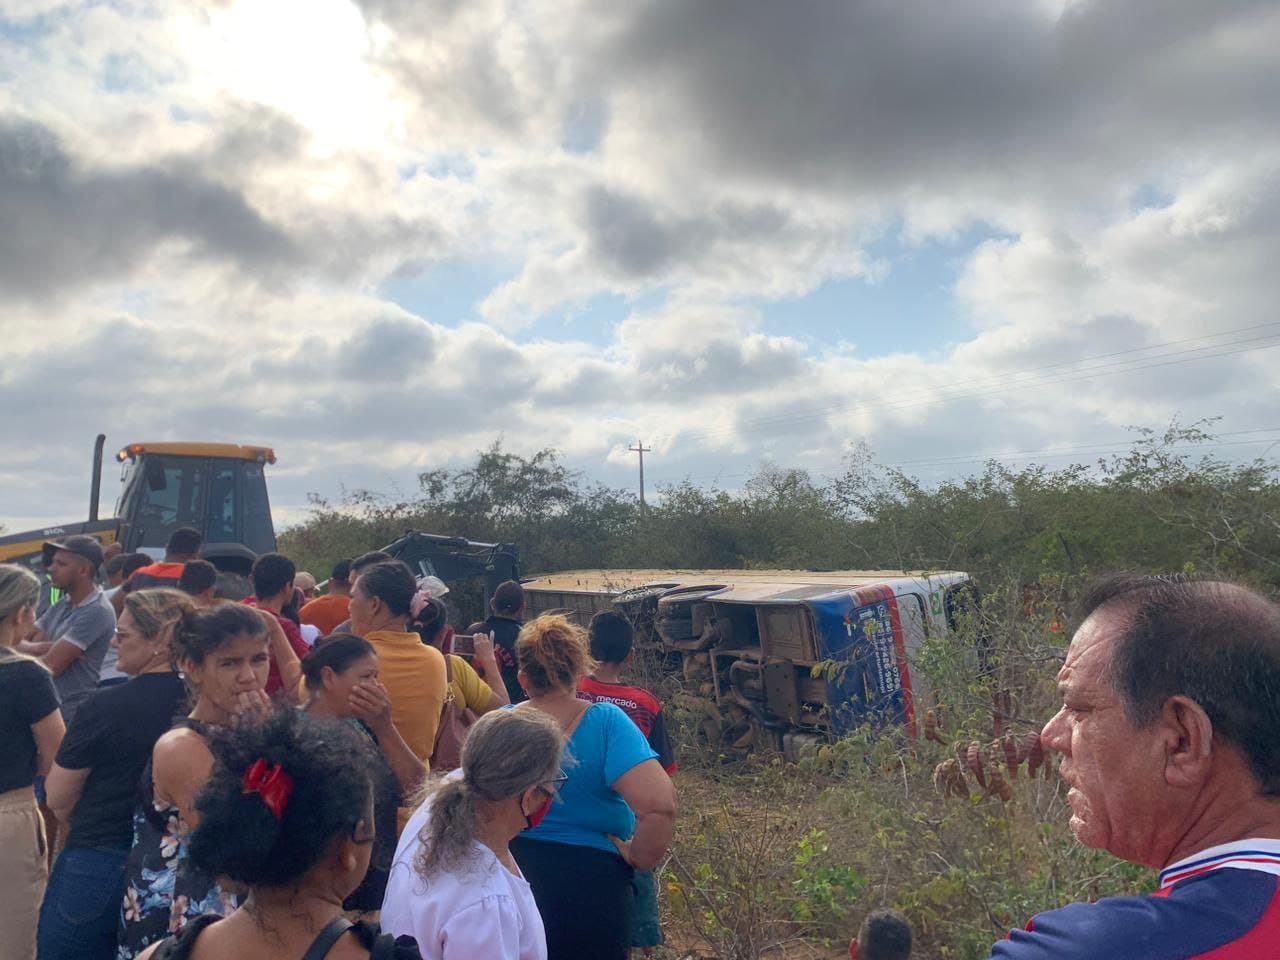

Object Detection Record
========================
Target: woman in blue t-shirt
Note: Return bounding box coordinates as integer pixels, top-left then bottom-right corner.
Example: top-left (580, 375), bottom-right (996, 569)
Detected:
top-left (508, 615), bottom-right (676, 960)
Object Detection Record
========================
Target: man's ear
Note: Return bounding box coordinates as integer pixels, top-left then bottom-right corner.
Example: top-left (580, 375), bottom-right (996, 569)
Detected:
top-left (1162, 695), bottom-right (1215, 789)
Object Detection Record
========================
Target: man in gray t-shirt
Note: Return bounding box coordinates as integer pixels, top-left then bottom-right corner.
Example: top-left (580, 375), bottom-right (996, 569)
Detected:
top-left (17, 536), bottom-right (117, 726)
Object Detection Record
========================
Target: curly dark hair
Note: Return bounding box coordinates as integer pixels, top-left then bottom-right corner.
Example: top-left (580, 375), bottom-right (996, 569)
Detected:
top-left (188, 707), bottom-right (379, 889)
top-left (859, 909), bottom-right (912, 960)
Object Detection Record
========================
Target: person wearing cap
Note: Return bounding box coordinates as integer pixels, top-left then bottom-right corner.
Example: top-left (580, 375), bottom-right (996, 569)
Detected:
top-left (294, 571), bottom-right (317, 601)
top-left (17, 536), bottom-right (116, 728)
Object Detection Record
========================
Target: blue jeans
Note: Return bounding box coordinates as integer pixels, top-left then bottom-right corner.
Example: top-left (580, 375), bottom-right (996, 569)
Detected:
top-left (37, 846), bottom-right (129, 960)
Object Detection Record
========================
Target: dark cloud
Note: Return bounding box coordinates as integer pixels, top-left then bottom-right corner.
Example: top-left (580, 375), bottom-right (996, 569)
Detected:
top-left (198, 104), bottom-right (309, 172)
top-left (583, 186), bottom-right (693, 276)
top-left (0, 117), bottom-right (303, 299)
top-left (601, 0), bottom-right (1279, 199)
top-left (531, 360), bottom-right (629, 407)
top-left (0, 110), bottom-right (449, 301)
top-left (337, 316), bottom-right (439, 380)
top-left (356, 6), bottom-right (541, 140)
top-left (353, 0), bottom-right (467, 27)
top-left (581, 184), bottom-right (811, 282)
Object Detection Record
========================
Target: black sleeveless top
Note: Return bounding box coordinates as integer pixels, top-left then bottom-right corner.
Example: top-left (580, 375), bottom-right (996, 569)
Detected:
top-left (151, 915), bottom-right (422, 960)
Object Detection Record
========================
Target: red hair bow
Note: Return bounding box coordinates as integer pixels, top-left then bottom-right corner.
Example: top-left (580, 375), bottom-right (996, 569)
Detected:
top-left (243, 758), bottom-right (294, 819)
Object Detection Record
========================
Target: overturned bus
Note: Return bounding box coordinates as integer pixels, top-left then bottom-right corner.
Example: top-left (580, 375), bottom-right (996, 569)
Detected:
top-left (521, 569), bottom-right (980, 758)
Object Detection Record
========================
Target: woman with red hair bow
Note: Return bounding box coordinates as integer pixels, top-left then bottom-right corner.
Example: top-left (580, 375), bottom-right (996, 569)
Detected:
top-left (117, 604), bottom-right (275, 959)
top-left (137, 708), bottom-right (422, 959)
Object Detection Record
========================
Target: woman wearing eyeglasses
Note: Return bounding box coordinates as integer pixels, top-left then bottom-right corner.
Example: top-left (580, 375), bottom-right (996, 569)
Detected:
top-left (381, 709), bottom-right (565, 960)
top-left (508, 615), bottom-right (677, 960)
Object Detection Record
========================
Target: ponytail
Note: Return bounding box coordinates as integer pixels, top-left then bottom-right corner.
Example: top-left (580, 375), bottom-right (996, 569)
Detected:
top-left (413, 709), bottom-right (564, 879)
top-left (414, 778), bottom-right (479, 879)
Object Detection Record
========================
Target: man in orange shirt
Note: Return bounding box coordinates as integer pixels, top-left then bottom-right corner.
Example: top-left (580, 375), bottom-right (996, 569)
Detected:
top-left (299, 558), bottom-right (353, 639)
top-left (113, 527), bottom-right (202, 613)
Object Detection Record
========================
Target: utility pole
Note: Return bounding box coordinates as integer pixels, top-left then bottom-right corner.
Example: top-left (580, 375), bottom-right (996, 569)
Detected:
top-left (629, 440), bottom-right (651, 516)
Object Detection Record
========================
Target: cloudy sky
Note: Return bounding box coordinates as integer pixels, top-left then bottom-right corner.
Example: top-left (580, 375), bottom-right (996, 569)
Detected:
top-left (2, 0), bottom-right (1279, 533)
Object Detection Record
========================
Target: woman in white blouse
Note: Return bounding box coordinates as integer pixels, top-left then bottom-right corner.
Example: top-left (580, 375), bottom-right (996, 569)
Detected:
top-left (381, 708), bottom-right (565, 960)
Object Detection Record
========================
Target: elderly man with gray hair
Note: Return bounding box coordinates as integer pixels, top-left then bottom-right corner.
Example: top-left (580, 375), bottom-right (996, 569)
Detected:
top-left (991, 574), bottom-right (1280, 958)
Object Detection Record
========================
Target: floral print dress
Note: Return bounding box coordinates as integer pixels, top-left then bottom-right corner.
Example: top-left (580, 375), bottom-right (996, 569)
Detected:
top-left (117, 720), bottom-right (236, 959)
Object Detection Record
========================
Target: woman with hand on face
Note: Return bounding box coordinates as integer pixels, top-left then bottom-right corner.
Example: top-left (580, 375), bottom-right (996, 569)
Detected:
top-left (137, 708), bottom-right (422, 960)
top-left (381, 709), bottom-right (565, 960)
top-left (0, 564), bottom-right (65, 960)
top-left (38, 589), bottom-right (193, 960)
top-left (118, 603), bottom-right (275, 959)
top-left (302, 635), bottom-right (426, 914)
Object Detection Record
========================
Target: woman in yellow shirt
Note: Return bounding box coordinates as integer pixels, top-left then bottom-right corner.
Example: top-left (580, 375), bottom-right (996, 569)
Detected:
top-left (414, 596), bottom-right (509, 714)
top-left (347, 562), bottom-right (447, 767)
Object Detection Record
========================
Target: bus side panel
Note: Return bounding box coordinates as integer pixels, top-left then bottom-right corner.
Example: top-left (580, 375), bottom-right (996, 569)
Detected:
top-left (809, 589), bottom-right (913, 736)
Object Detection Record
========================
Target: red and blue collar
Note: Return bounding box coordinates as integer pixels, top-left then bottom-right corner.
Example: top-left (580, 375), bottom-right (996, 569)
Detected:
top-left (1160, 838), bottom-right (1280, 889)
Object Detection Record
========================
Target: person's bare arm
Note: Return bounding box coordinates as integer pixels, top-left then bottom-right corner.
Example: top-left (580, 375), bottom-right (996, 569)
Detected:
top-left (15, 629), bottom-right (51, 656)
top-left (40, 639), bottom-right (85, 678)
top-left (612, 758), bottom-right (677, 871)
top-left (470, 633), bottom-right (509, 710)
top-left (349, 680), bottom-right (427, 796)
top-left (31, 709), bottom-right (65, 777)
top-left (152, 728), bottom-right (215, 829)
top-left (46, 763), bottom-right (91, 825)
top-left (257, 609), bottom-right (303, 704)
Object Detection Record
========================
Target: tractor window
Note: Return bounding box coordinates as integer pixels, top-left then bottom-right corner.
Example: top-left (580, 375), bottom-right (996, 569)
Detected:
top-left (132, 457), bottom-right (207, 539)
top-left (241, 462), bottom-right (275, 554)
top-left (205, 464), bottom-right (238, 544)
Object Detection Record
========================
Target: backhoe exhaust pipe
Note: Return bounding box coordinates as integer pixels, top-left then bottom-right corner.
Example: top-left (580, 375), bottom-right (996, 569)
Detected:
top-left (89, 433), bottom-right (105, 521)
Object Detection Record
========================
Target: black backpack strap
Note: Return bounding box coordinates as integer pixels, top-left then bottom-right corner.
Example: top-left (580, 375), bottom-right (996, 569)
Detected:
top-left (302, 916), bottom-right (354, 960)
top-left (152, 915), bottom-right (223, 960)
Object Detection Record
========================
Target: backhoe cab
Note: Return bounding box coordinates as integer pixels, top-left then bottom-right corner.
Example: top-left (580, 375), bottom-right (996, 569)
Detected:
top-left (0, 437), bottom-right (277, 577)
top-left (113, 442), bottom-right (276, 574)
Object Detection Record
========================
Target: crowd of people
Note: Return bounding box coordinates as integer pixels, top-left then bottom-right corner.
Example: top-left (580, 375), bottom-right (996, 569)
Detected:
top-left (2, 526), bottom-right (1279, 959)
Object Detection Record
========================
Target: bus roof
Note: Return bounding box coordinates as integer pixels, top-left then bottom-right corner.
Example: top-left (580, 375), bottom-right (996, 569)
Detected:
top-left (116, 442), bottom-right (277, 464)
top-left (521, 568), bottom-right (971, 595)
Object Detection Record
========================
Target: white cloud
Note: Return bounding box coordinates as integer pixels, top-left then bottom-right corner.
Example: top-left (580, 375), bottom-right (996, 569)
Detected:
top-left (2, 0), bottom-right (1279, 533)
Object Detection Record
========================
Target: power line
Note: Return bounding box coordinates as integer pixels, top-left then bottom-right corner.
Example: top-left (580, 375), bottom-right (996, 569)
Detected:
top-left (649, 431), bottom-right (1280, 488)
top-left (656, 322), bottom-right (1280, 449)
